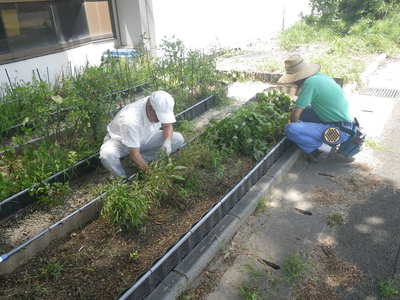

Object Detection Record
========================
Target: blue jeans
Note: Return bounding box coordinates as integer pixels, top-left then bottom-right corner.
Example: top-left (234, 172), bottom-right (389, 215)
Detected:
top-left (285, 107), bottom-right (352, 154)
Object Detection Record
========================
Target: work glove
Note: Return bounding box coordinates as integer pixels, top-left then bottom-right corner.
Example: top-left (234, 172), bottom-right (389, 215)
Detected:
top-left (162, 138), bottom-right (172, 156)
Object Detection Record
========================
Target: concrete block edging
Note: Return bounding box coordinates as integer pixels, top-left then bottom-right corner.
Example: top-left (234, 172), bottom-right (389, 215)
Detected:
top-left (146, 148), bottom-right (302, 300)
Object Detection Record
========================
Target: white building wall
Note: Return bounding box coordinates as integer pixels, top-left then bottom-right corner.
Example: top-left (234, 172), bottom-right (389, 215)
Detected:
top-left (0, 40), bottom-right (115, 87)
top-left (152, 0), bottom-right (311, 49)
top-left (114, 0), bottom-right (156, 50)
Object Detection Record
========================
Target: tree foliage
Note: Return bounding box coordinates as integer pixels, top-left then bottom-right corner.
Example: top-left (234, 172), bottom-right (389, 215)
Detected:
top-left (309, 0), bottom-right (400, 28)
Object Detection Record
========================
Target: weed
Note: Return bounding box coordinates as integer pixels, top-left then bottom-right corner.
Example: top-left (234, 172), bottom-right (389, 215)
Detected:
top-left (254, 196), bottom-right (269, 215)
top-left (239, 285), bottom-right (263, 300)
top-left (129, 250), bottom-right (140, 261)
top-left (282, 253), bottom-right (309, 285)
top-left (102, 159), bottom-right (187, 229)
top-left (378, 279), bottom-right (399, 299)
top-left (327, 212), bottom-right (344, 226)
top-left (39, 259), bottom-right (64, 280)
top-left (243, 263), bottom-right (267, 281)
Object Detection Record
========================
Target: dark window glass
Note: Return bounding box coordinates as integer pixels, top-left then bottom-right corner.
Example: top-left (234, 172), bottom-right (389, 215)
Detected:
top-left (53, 0), bottom-right (89, 42)
top-left (0, 0), bottom-right (114, 61)
top-left (0, 2), bottom-right (58, 54)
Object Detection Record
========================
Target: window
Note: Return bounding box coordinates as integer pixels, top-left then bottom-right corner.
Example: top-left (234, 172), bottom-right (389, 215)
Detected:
top-left (53, 0), bottom-right (89, 42)
top-left (0, 0), bottom-right (114, 62)
top-left (0, 1), bottom-right (58, 54)
top-left (84, 0), bottom-right (112, 37)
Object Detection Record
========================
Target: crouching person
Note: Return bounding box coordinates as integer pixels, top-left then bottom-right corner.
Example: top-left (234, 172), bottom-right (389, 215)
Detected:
top-left (278, 55), bottom-right (364, 162)
top-left (100, 91), bottom-right (185, 177)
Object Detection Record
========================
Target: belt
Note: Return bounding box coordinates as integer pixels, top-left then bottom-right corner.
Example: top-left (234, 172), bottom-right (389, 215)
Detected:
top-left (326, 121), bottom-right (353, 127)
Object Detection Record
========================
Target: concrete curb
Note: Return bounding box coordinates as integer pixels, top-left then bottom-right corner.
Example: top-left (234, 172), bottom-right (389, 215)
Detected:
top-left (146, 148), bottom-right (302, 300)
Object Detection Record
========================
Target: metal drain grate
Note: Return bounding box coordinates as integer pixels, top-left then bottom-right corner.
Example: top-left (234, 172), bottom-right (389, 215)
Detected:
top-left (359, 87), bottom-right (400, 98)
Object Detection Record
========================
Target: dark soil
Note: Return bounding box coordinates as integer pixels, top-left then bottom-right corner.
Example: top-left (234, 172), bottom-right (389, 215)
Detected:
top-left (0, 156), bottom-right (254, 300)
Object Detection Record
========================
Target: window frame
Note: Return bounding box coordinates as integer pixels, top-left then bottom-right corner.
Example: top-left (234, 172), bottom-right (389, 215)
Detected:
top-left (0, 0), bottom-right (115, 64)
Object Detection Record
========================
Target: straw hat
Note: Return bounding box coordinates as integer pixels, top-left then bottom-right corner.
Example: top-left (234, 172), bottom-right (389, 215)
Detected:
top-left (278, 55), bottom-right (320, 84)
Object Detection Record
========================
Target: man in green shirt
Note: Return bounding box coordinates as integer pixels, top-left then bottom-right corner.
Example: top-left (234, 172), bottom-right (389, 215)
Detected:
top-left (278, 55), bottom-right (359, 162)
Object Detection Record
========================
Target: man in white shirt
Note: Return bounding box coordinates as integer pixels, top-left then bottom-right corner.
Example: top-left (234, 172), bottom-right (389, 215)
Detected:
top-left (100, 91), bottom-right (185, 177)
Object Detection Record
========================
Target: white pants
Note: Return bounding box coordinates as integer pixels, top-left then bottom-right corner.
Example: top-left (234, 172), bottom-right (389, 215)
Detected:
top-left (99, 131), bottom-right (185, 177)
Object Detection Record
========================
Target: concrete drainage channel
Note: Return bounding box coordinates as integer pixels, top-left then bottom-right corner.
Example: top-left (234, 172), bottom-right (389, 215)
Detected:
top-left (0, 94), bottom-right (217, 272)
top-left (358, 87), bottom-right (400, 98)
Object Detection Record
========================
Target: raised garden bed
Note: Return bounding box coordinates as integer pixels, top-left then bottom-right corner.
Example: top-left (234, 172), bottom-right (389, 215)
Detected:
top-left (0, 94), bottom-right (218, 273)
top-left (0, 89), bottom-right (292, 300)
top-left (0, 94), bottom-right (218, 221)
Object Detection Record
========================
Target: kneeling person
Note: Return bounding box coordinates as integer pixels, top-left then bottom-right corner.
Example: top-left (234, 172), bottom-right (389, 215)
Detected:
top-left (278, 55), bottom-right (362, 162)
top-left (100, 91), bottom-right (185, 177)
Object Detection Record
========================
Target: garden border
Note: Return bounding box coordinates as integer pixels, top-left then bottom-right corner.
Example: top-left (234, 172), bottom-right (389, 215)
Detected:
top-left (0, 94), bottom-right (217, 274)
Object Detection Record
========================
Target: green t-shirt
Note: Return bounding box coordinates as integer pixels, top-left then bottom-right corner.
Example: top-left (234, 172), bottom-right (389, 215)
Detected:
top-left (295, 73), bottom-right (352, 122)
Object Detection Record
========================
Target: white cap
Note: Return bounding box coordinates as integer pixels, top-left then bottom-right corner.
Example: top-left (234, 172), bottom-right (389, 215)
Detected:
top-left (149, 91), bottom-right (176, 124)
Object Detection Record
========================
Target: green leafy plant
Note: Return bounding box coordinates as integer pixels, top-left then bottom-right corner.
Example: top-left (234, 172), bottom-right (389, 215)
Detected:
top-left (205, 91), bottom-right (291, 160)
top-left (378, 279), bottom-right (400, 299)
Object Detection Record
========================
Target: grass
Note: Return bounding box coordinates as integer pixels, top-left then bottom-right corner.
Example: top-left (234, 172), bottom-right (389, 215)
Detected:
top-left (254, 196), bottom-right (269, 215)
top-left (282, 253), bottom-right (309, 285)
top-left (327, 212), bottom-right (344, 226)
top-left (378, 279), bottom-right (400, 299)
top-left (278, 10), bottom-right (400, 84)
top-left (240, 285), bottom-right (263, 300)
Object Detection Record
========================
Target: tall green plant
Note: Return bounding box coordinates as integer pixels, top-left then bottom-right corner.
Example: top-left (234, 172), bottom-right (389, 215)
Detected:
top-left (101, 159), bottom-right (186, 229)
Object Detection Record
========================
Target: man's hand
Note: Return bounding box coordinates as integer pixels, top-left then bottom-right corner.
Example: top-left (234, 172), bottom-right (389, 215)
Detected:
top-left (128, 148), bottom-right (149, 173)
top-left (162, 138), bottom-right (172, 155)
